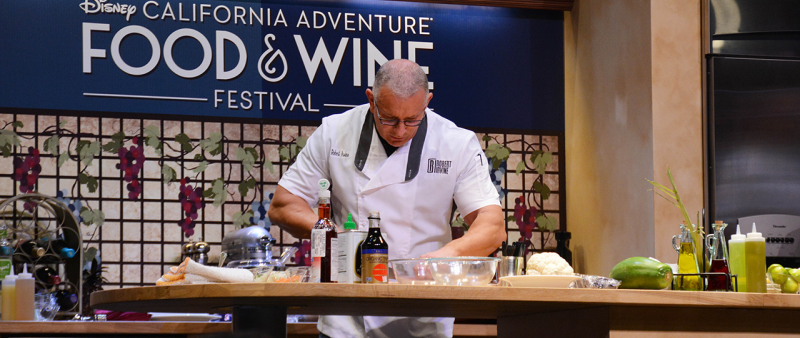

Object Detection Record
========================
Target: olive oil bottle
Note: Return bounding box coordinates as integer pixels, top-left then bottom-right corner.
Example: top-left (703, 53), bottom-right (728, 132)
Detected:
top-left (672, 222), bottom-right (702, 290)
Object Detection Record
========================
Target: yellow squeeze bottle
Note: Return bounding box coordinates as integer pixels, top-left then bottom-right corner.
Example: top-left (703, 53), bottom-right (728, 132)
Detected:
top-left (1, 267), bottom-right (17, 320)
top-left (728, 224), bottom-right (746, 292)
top-left (745, 222), bottom-right (766, 293)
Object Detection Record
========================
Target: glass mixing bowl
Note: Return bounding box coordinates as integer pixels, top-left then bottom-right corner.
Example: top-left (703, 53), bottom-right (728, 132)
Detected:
top-left (389, 258), bottom-right (436, 285)
top-left (428, 257), bottom-right (500, 286)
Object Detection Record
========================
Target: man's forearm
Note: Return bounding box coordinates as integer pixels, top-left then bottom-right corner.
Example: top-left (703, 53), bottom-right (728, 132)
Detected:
top-left (421, 205), bottom-right (505, 258)
top-left (450, 207), bottom-right (506, 256)
top-left (268, 185), bottom-right (318, 239)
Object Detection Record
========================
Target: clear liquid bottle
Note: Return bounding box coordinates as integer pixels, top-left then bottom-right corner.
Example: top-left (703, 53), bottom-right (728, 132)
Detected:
top-left (728, 224), bottom-right (747, 292)
top-left (706, 221), bottom-right (730, 291)
top-left (15, 265), bottom-right (34, 320)
top-left (745, 222), bottom-right (766, 293)
top-left (311, 179), bottom-right (338, 283)
top-left (361, 211), bottom-right (388, 284)
top-left (672, 222), bottom-right (702, 290)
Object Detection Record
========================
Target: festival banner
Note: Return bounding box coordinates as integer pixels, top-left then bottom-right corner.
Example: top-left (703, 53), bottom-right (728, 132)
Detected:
top-left (0, 0), bottom-right (564, 130)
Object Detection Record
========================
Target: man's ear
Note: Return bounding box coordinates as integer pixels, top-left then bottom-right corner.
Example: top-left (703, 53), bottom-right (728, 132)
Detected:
top-left (366, 88), bottom-right (375, 105)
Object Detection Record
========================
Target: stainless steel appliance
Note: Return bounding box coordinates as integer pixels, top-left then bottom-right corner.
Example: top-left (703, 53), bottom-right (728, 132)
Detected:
top-left (707, 0), bottom-right (800, 266)
top-left (220, 226), bottom-right (296, 268)
top-left (739, 215), bottom-right (800, 266)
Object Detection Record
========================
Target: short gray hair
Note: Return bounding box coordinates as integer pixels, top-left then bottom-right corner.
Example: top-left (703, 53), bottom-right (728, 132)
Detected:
top-left (373, 59), bottom-right (429, 101)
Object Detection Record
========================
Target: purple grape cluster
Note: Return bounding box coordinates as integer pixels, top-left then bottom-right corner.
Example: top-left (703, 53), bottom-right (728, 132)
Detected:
top-left (292, 240), bottom-right (311, 266)
top-left (487, 158), bottom-right (508, 200)
top-left (250, 192), bottom-right (273, 229)
top-left (514, 196), bottom-right (537, 240)
top-left (13, 147), bottom-right (41, 193)
top-left (56, 189), bottom-right (84, 223)
top-left (178, 178), bottom-right (204, 238)
top-left (23, 201), bottom-right (36, 213)
top-left (116, 140), bottom-right (145, 200)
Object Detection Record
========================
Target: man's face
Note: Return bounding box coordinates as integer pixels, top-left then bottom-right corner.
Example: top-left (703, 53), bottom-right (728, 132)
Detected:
top-left (366, 87), bottom-right (433, 147)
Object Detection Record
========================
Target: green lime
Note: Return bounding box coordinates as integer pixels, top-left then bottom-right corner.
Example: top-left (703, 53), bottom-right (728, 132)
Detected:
top-left (790, 268), bottom-right (800, 281)
top-left (782, 276), bottom-right (798, 294)
top-left (769, 265), bottom-right (788, 285)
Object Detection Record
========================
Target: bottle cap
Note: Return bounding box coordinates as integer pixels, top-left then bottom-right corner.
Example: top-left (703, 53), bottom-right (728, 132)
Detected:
top-left (5, 265), bottom-right (17, 281)
top-left (730, 224), bottom-right (746, 241)
top-left (19, 264), bottom-right (32, 279)
top-left (49, 275), bottom-right (61, 285)
top-left (343, 213), bottom-right (356, 230)
top-left (368, 211), bottom-right (380, 219)
top-left (747, 222), bottom-right (763, 239)
top-left (60, 247), bottom-right (76, 259)
top-left (318, 179), bottom-right (330, 199)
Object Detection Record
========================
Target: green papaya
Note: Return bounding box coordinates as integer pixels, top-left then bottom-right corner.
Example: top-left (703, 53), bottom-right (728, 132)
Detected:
top-left (609, 257), bottom-right (673, 289)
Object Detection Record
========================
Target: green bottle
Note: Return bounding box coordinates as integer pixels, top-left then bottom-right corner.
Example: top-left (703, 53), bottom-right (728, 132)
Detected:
top-left (728, 224), bottom-right (746, 292)
top-left (0, 223), bottom-right (12, 280)
top-left (745, 223), bottom-right (766, 293)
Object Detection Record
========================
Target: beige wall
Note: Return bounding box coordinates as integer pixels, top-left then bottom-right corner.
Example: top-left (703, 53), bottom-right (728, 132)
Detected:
top-left (650, 0), bottom-right (704, 263)
top-left (565, 0), bottom-right (703, 275)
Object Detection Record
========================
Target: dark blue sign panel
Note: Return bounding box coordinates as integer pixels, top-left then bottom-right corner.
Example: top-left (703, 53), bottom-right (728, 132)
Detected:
top-left (0, 0), bottom-right (564, 131)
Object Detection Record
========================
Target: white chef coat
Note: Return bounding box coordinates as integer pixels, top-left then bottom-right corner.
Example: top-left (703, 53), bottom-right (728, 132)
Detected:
top-left (278, 104), bottom-right (499, 338)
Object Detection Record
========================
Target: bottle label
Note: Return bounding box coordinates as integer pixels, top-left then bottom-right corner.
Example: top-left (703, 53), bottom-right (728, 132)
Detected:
top-left (337, 238), bottom-right (347, 282)
top-left (361, 249), bottom-right (389, 284)
top-left (0, 258), bottom-right (10, 280)
top-left (311, 229), bottom-right (326, 258)
top-left (311, 257), bottom-right (321, 283)
top-left (329, 238), bottom-right (338, 282)
top-left (354, 240), bottom-right (364, 282)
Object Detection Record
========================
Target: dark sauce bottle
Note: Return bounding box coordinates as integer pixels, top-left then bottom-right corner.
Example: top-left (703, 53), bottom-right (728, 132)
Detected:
top-left (361, 211), bottom-right (388, 283)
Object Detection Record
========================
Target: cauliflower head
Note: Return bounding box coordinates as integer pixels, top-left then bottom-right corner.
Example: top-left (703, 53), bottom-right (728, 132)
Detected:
top-left (526, 252), bottom-right (574, 275)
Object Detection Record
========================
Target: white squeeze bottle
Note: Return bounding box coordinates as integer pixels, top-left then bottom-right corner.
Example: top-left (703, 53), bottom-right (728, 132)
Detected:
top-left (728, 224), bottom-right (746, 292)
top-left (1, 266), bottom-right (17, 320)
top-left (15, 265), bottom-right (34, 320)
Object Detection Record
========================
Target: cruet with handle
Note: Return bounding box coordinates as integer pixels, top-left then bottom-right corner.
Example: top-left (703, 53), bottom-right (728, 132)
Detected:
top-left (672, 222), bottom-right (702, 290)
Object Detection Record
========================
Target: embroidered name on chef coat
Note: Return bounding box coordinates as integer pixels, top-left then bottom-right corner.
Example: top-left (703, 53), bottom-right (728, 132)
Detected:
top-left (427, 158), bottom-right (452, 174)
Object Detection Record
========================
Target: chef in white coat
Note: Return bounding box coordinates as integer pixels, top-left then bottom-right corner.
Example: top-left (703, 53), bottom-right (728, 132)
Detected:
top-left (269, 59), bottom-right (505, 338)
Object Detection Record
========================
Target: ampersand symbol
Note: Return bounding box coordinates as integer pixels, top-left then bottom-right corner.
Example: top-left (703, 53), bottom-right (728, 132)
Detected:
top-left (258, 34), bottom-right (288, 83)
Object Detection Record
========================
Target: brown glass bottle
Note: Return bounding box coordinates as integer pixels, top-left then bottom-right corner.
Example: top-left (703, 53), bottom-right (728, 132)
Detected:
top-left (311, 181), bottom-right (338, 283)
top-left (361, 211), bottom-right (388, 283)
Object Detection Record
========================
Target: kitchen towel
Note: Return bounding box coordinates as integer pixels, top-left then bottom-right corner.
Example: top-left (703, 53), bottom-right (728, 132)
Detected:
top-left (156, 258), bottom-right (254, 285)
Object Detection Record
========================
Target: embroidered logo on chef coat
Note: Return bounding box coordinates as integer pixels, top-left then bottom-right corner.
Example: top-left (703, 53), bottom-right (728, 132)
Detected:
top-left (427, 158), bottom-right (452, 174)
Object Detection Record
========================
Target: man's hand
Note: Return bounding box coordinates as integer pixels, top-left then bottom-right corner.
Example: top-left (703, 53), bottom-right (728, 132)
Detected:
top-left (420, 246), bottom-right (461, 259)
top-left (268, 185), bottom-right (319, 239)
top-left (421, 205), bottom-right (505, 258)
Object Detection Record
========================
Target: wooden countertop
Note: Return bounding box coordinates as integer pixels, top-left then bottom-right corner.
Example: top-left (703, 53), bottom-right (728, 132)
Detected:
top-left (0, 321), bottom-right (230, 335)
top-left (91, 283), bottom-right (800, 319)
top-left (0, 321), bottom-right (496, 338)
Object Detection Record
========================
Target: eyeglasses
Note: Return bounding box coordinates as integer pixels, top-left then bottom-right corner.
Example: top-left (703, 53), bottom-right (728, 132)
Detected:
top-left (374, 103), bottom-right (425, 127)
